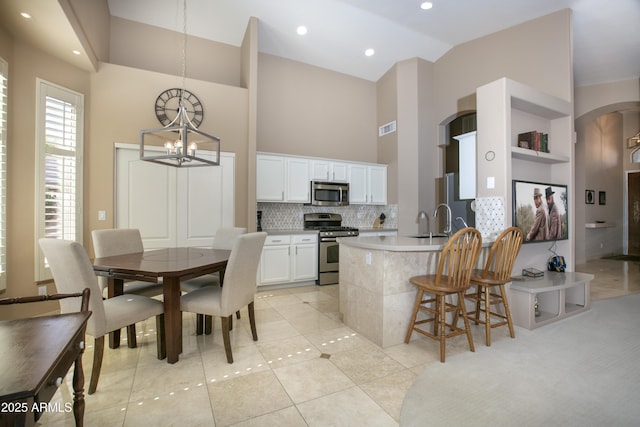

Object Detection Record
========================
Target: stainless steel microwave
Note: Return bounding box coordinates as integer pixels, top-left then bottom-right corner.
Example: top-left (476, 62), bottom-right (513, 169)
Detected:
top-left (309, 181), bottom-right (349, 206)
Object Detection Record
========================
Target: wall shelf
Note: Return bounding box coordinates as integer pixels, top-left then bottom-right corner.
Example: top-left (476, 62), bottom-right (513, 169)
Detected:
top-left (511, 146), bottom-right (570, 164)
top-left (585, 222), bottom-right (615, 229)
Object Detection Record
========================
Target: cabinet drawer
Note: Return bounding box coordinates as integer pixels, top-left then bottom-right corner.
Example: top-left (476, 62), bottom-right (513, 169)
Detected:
top-left (265, 235), bottom-right (291, 245)
top-left (292, 235), bottom-right (317, 244)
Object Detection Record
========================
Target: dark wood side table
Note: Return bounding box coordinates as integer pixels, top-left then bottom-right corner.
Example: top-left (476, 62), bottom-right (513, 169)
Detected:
top-left (0, 311), bottom-right (91, 426)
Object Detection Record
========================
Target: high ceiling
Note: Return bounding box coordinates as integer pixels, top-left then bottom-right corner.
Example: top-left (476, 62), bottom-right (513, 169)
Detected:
top-left (106, 0), bottom-right (640, 86)
top-left (0, 0), bottom-right (638, 87)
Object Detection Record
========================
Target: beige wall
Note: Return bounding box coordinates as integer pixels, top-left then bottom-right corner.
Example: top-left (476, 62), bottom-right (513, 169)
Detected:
top-left (110, 17), bottom-right (242, 88)
top-left (87, 63), bottom-right (249, 239)
top-left (257, 53), bottom-right (377, 162)
top-left (1, 38), bottom-right (91, 319)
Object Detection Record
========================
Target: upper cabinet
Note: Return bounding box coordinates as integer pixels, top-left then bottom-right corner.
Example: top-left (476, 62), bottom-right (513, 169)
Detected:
top-left (257, 152), bottom-right (387, 205)
top-left (349, 164), bottom-right (387, 205)
top-left (309, 159), bottom-right (348, 182)
top-left (257, 153), bottom-right (309, 203)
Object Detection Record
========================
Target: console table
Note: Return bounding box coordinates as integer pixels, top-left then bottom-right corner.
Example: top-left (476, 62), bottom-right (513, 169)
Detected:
top-left (508, 271), bottom-right (593, 330)
top-left (0, 312), bottom-right (90, 426)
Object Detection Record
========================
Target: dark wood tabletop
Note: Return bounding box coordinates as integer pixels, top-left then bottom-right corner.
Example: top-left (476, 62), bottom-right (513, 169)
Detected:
top-left (92, 247), bottom-right (230, 364)
top-left (0, 312), bottom-right (91, 426)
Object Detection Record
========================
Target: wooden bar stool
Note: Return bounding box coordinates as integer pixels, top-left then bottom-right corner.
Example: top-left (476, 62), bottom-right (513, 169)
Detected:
top-left (466, 227), bottom-right (523, 346)
top-left (405, 227), bottom-right (482, 363)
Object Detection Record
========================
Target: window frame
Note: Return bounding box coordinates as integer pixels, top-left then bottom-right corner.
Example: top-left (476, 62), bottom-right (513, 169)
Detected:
top-left (0, 58), bottom-right (7, 291)
top-left (34, 79), bottom-right (84, 281)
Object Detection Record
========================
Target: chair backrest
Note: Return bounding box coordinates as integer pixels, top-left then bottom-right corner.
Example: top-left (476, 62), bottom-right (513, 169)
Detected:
top-left (219, 232), bottom-right (267, 316)
top-left (211, 227), bottom-right (247, 250)
top-left (482, 226), bottom-right (523, 281)
top-left (92, 228), bottom-right (144, 292)
top-left (38, 238), bottom-right (107, 337)
top-left (435, 227), bottom-right (483, 289)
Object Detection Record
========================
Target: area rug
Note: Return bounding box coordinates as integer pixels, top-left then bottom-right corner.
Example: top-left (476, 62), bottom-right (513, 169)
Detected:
top-left (400, 293), bottom-right (640, 426)
top-left (601, 254), bottom-right (640, 262)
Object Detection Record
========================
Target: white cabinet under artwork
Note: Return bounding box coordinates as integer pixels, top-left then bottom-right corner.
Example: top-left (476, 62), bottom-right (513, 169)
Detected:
top-left (115, 143), bottom-right (235, 249)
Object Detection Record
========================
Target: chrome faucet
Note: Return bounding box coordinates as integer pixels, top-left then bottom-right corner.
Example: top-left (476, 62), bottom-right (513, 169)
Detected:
top-left (434, 203), bottom-right (452, 236)
top-left (456, 216), bottom-right (469, 228)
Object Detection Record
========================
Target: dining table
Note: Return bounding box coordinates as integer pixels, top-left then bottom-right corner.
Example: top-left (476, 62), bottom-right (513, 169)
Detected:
top-left (92, 247), bottom-right (230, 364)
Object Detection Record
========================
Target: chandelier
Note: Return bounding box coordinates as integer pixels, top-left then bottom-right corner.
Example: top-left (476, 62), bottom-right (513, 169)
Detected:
top-left (139, 0), bottom-right (220, 167)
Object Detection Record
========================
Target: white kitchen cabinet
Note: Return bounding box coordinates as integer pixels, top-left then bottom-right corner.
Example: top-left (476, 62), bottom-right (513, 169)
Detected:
top-left (287, 157), bottom-right (310, 202)
top-left (259, 234), bottom-right (318, 286)
top-left (310, 160), bottom-right (348, 182)
top-left (256, 154), bottom-right (310, 203)
top-left (256, 154), bottom-right (285, 202)
top-left (259, 236), bottom-right (292, 284)
top-left (115, 144), bottom-right (235, 249)
top-left (348, 163), bottom-right (387, 205)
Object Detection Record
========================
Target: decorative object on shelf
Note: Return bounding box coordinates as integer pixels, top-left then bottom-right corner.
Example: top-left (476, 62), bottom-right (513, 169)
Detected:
top-left (517, 131), bottom-right (549, 153)
top-left (139, 0), bottom-right (220, 168)
top-left (373, 212), bottom-right (386, 228)
top-left (547, 255), bottom-right (566, 272)
top-left (599, 191), bottom-right (606, 205)
top-left (585, 189), bottom-right (595, 204)
top-left (522, 267), bottom-right (544, 278)
top-left (534, 296), bottom-right (540, 317)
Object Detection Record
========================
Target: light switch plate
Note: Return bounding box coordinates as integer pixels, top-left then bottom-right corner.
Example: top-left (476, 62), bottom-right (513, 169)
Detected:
top-left (487, 176), bottom-right (495, 189)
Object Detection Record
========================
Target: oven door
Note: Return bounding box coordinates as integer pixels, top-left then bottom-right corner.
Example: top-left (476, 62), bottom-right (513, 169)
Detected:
top-left (319, 239), bottom-right (339, 273)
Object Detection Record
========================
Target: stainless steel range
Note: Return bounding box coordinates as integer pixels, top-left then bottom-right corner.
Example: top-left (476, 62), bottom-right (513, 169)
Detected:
top-left (304, 213), bottom-right (359, 286)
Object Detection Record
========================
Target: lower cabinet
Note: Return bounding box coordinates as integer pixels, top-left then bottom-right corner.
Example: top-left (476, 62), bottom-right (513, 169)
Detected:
top-left (259, 234), bottom-right (318, 286)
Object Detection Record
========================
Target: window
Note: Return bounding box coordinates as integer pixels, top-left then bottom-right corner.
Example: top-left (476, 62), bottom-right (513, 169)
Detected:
top-left (0, 58), bottom-right (7, 291)
top-left (35, 79), bottom-right (84, 281)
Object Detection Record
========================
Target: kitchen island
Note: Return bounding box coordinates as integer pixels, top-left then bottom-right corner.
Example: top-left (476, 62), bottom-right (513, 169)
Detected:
top-left (338, 235), bottom-right (491, 348)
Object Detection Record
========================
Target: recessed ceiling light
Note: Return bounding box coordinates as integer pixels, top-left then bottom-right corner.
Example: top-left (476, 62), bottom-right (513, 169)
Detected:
top-left (20, 12), bottom-right (32, 19)
top-left (365, 48), bottom-right (375, 57)
top-left (72, 50), bottom-right (81, 56)
top-left (296, 26), bottom-right (308, 36)
top-left (420, 2), bottom-right (433, 10)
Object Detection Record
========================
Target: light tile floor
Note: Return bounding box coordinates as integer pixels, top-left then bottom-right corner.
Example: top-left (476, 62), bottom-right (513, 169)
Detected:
top-left (38, 259), bottom-right (640, 426)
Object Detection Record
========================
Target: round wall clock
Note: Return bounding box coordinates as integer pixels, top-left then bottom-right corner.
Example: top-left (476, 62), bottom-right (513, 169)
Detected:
top-left (154, 88), bottom-right (204, 127)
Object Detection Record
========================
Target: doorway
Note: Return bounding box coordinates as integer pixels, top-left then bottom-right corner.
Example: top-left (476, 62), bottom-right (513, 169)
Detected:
top-left (627, 171), bottom-right (640, 255)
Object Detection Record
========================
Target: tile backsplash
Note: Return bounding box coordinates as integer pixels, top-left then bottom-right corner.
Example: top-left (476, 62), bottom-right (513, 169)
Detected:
top-left (257, 203), bottom-right (398, 230)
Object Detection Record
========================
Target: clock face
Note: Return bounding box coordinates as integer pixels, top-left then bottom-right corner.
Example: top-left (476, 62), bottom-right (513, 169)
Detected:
top-left (154, 88), bottom-right (204, 127)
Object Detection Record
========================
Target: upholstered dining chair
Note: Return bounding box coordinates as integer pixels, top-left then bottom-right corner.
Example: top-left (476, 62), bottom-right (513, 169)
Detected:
top-left (405, 227), bottom-right (483, 363)
top-left (180, 226), bottom-right (248, 293)
top-left (91, 228), bottom-right (163, 298)
top-left (466, 226), bottom-right (523, 346)
top-left (39, 238), bottom-right (166, 395)
top-left (181, 232), bottom-right (267, 363)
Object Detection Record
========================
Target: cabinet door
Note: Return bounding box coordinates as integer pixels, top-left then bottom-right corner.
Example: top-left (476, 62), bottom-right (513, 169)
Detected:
top-left (260, 245), bottom-right (291, 284)
top-left (368, 165), bottom-right (387, 205)
top-left (116, 146), bottom-right (177, 248)
top-left (330, 162), bottom-right (349, 182)
top-left (257, 155), bottom-right (285, 201)
top-left (348, 164), bottom-right (368, 204)
top-left (309, 160), bottom-right (330, 180)
top-left (292, 243), bottom-right (317, 281)
top-left (286, 158), bottom-right (310, 202)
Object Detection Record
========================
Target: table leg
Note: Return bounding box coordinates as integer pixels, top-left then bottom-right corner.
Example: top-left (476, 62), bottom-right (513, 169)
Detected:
top-left (73, 338), bottom-right (86, 426)
top-left (163, 276), bottom-right (182, 364)
top-left (108, 278), bottom-right (124, 349)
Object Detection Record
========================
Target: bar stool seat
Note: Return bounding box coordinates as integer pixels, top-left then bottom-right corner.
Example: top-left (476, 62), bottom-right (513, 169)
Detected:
top-left (405, 228), bottom-right (483, 363)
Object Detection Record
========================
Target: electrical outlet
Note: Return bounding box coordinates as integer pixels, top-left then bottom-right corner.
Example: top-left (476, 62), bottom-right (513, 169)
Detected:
top-left (365, 252), bottom-right (372, 265)
top-left (38, 285), bottom-right (47, 296)
top-left (98, 210), bottom-right (107, 221)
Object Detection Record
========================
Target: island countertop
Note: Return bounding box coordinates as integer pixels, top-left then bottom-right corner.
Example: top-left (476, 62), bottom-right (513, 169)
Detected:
top-left (338, 234), bottom-right (494, 251)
